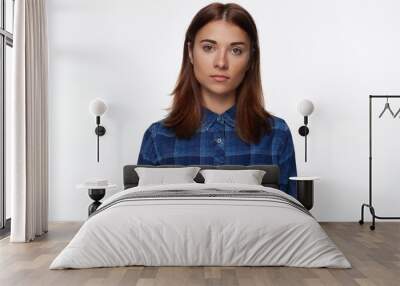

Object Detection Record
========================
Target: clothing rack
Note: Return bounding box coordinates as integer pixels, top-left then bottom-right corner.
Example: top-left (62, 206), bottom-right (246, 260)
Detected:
top-left (359, 95), bottom-right (400, 230)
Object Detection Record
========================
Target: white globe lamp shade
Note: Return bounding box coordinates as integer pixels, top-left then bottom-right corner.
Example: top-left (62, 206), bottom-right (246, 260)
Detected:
top-left (89, 98), bottom-right (107, 116)
top-left (298, 99), bottom-right (314, 116)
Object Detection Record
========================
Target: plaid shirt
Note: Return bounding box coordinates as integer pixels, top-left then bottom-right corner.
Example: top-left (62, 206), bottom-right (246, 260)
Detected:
top-left (137, 105), bottom-right (298, 198)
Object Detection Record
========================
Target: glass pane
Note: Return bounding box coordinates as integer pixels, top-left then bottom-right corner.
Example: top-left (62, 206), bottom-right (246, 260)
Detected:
top-left (0, 37), bottom-right (3, 227)
top-left (6, 0), bottom-right (14, 33)
top-left (5, 44), bottom-right (12, 220)
top-left (0, 1), bottom-right (2, 30)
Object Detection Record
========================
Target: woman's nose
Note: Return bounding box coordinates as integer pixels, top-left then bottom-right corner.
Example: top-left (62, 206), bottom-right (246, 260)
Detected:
top-left (213, 49), bottom-right (228, 69)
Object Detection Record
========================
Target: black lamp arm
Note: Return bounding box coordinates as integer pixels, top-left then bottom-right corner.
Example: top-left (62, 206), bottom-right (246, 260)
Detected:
top-left (94, 116), bottom-right (106, 162)
top-left (303, 116), bottom-right (308, 125)
top-left (298, 115), bottom-right (310, 162)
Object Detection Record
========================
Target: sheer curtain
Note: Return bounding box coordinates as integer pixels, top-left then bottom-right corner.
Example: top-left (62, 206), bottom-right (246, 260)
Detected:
top-left (9, 0), bottom-right (48, 242)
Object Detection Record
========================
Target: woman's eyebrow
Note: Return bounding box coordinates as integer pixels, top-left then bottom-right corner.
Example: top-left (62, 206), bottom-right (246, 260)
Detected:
top-left (199, 39), bottom-right (247, 46)
top-left (200, 39), bottom-right (217, 44)
top-left (230, 41), bottom-right (246, 46)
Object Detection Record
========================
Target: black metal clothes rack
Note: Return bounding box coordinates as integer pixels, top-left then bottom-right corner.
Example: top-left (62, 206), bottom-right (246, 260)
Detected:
top-left (359, 95), bottom-right (400, 230)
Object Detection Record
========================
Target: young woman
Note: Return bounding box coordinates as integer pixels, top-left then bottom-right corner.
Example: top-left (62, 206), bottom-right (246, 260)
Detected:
top-left (137, 2), bottom-right (297, 198)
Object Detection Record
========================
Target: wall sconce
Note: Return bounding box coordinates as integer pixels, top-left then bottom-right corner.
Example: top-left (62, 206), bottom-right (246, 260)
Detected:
top-left (89, 98), bottom-right (107, 162)
top-left (297, 99), bottom-right (314, 162)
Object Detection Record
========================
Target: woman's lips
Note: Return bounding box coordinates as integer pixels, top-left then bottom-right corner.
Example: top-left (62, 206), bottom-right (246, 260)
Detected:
top-left (210, 75), bottom-right (230, 82)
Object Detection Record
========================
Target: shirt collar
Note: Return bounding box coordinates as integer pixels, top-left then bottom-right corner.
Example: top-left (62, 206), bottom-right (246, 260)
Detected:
top-left (200, 104), bottom-right (236, 131)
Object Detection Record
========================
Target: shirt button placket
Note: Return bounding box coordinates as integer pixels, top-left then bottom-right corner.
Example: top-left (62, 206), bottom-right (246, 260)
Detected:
top-left (214, 116), bottom-right (225, 164)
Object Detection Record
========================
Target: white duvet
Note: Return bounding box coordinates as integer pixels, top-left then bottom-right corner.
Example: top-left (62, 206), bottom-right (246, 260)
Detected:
top-left (50, 183), bottom-right (351, 269)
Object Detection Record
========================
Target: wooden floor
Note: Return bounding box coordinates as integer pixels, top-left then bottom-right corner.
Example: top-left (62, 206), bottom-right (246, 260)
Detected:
top-left (0, 222), bottom-right (399, 286)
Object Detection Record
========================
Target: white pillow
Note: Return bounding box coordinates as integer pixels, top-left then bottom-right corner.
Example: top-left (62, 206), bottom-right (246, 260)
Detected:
top-left (135, 167), bottom-right (201, 186)
top-left (200, 169), bottom-right (266, 185)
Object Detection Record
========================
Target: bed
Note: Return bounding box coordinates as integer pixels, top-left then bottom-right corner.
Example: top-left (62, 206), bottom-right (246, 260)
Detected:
top-left (49, 164), bottom-right (351, 269)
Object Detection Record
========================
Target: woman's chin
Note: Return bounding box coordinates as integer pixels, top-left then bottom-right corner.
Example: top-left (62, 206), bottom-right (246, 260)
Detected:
top-left (205, 86), bottom-right (234, 96)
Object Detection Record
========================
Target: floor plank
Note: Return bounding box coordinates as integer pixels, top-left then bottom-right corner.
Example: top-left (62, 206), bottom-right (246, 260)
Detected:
top-left (0, 222), bottom-right (399, 286)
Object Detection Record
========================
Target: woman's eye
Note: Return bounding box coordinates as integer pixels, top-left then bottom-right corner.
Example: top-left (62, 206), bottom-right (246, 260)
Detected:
top-left (202, 45), bottom-right (214, 52)
top-left (232, 47), bottom-right (242, 55)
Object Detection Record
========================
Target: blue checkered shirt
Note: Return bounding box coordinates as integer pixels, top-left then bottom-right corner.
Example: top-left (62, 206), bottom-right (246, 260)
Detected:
top-left (137, 105), bottom-right (298, 198)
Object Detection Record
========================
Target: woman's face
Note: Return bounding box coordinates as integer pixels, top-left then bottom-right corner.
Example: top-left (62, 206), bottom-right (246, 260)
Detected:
top-left (188, 20), bottom-right (251, 98)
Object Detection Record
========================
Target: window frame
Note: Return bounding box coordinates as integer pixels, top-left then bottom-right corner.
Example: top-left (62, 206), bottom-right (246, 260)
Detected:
top-left (0, 0), bottom-right (14, 233)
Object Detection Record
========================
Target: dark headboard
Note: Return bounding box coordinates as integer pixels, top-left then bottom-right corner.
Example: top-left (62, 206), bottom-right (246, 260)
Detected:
top-left (123, 165), bottom-right (280, 190)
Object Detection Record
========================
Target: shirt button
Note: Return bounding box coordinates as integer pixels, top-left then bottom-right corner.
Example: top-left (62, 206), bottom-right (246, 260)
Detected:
top-left (216, 138), bottom-right (222, 144)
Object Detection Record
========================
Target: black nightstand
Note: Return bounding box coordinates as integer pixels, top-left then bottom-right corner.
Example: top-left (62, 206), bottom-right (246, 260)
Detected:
top-left (289, 177), bottom-right (320, 210)
top-left (77, 184), bottom-right (116, 216)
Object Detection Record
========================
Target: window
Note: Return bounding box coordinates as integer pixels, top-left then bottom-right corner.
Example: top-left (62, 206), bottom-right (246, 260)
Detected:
top-left (0, 0), bottom-right (14, 234)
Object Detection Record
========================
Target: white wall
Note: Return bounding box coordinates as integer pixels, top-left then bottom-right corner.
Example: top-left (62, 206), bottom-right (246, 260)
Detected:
top-left (47, 0), bottom-right (400, 221)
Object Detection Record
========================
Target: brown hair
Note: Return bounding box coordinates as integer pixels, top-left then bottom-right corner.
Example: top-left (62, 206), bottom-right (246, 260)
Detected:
top-left (163, 2), bottom-right (273, 144)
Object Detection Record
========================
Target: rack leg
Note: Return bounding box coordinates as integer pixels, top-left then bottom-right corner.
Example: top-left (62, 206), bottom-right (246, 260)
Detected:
top-left (369, 206), bottom-right (376, 231)
top-left (359, 203), bottom-right (376, 231)
top-left (359, 204), bottom-right (366, 225)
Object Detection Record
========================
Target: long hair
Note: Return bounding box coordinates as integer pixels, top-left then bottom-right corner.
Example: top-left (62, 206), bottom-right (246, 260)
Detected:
top-left (163, 2), bottom-right (273, 144)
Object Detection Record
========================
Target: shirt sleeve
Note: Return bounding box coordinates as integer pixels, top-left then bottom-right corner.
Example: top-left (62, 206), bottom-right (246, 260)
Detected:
top-left (137, 125), bottom-right (160, 165)
top-left (278, 124), bottom-right (298, 199)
